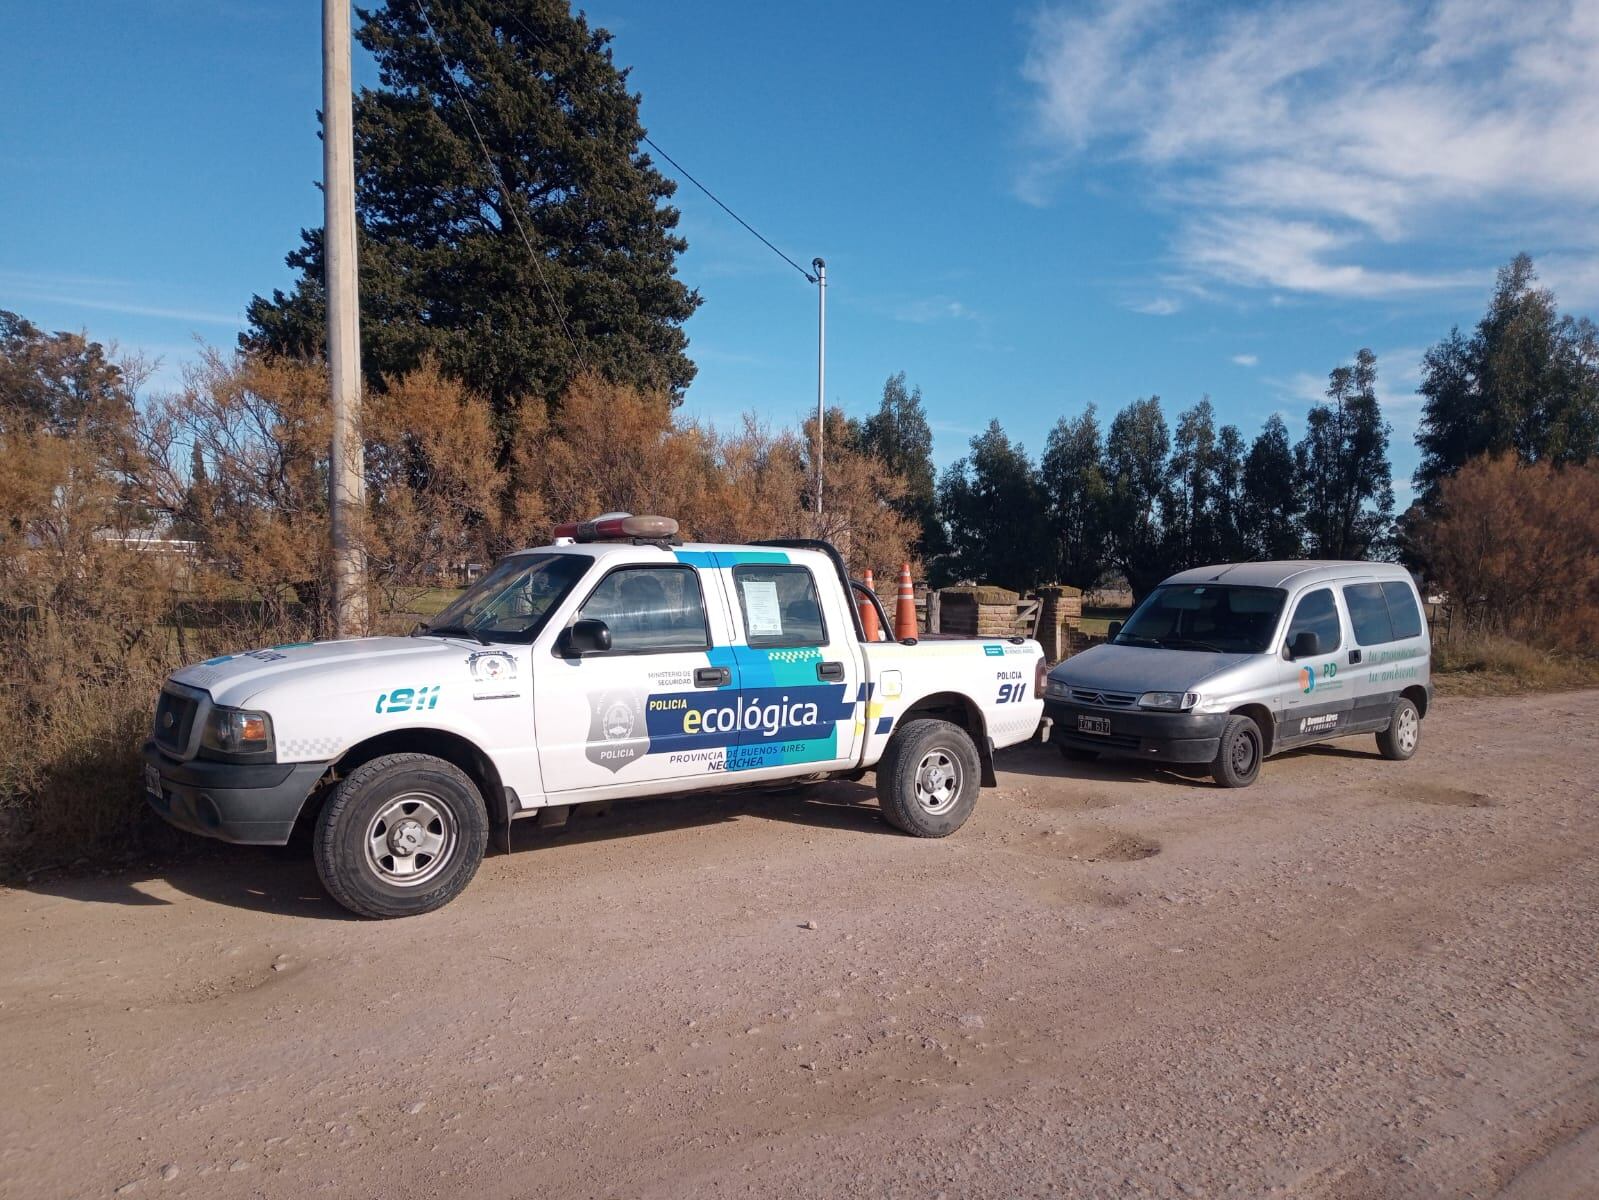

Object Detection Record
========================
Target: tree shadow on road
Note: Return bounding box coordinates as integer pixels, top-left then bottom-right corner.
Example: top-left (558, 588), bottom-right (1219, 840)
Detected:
top-left (17, 846), bottom-right (358, 920)
top-left (508, 777), bottom-right (898, 854)
top-left (995, 741), bottom-right (1218, 788)
top-left (14, 780), bottom-right (896, 918)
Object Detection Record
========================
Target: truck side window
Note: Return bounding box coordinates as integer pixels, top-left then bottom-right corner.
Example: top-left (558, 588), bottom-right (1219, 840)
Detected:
top-left (733, 565), bottom-right (826, 648)
top-left (1286, 588), bottom-right (1341, 654)
top-left (1380, 581), bottom-right (1425, 640)
top-left (576, 566), bottom-right (710, 654)
top-left (1342, 583), bottom-right (1397, 646)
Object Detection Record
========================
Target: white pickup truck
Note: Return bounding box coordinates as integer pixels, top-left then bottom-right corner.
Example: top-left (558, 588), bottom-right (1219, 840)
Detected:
top-left (144, 517), bottom-right (1046, 917)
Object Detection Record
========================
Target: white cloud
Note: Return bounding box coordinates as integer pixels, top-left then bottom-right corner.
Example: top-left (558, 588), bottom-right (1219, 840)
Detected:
top-left (1127, 296), bottom-right (1180, 316)
top-left (0, 269), bottom-right (242, 327)
top-left (892, 296), bottom-right (979, 324)
top-left (1020, 0), bottom-right (1599, 299)
top-left (1231, 354), bottom-right (1258, 367)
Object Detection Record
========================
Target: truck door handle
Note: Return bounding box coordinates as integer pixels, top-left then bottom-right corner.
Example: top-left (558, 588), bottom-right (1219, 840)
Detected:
top-left (694, 667), bottom-right (731, 688)
top-left (1348, 649), bottom-right (1363, 665)
top-left (816, 661), bottom-right (845, 682)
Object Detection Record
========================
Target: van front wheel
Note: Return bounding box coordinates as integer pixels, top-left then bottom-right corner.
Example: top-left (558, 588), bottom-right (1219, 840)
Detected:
top-left (1210, 715), bottom-right (1262, 788)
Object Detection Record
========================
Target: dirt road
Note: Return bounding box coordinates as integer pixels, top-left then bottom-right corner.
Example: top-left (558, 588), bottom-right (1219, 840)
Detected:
top-left (3, 690), bottom-right (1597, 1199)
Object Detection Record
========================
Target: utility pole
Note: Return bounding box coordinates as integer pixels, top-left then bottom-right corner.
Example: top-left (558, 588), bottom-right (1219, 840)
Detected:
top-left (324, 0), bottom-right (367, 636)
top-left (813, 257), bottom-right (826, 520)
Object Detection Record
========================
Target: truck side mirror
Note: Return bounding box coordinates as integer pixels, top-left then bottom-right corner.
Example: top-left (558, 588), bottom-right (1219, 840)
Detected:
top-left (1107, 621), bottom-right (1123, 640)
top-left (559, 618), bottom-right (612, 656)
top-left (1288, 630), bottom-right (1321, 659)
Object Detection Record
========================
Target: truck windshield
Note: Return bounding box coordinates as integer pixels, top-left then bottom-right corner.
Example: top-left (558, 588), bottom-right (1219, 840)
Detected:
top-left (1114, 585), bottom-right (1285, 654)
top-left (416, 553), bottom-right (591, 644)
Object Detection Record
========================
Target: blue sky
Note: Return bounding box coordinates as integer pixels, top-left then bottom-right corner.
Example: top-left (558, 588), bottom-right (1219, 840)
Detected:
top-left (5, 1), bottom-right (1598, 504)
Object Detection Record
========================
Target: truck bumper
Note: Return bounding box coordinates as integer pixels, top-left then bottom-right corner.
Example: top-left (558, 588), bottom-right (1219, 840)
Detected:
top-left (1044, 701), bottom-right (1229, 765)
top-left (141, 741), bottom-right (329, 845)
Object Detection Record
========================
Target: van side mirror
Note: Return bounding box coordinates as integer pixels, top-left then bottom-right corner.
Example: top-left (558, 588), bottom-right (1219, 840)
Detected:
top-left (1288, 630), bottom-right (1321, 660)
top-left (558, 618), bottom-right (612, 656)
top-left (1107, 621), bottom-right (1123, 640)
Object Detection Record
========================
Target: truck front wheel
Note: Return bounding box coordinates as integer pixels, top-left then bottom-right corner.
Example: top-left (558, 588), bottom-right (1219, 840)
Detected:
top-left (313, 752), bottom-right (489, 919)
top-left (877, 719), bottom-right (982, 838)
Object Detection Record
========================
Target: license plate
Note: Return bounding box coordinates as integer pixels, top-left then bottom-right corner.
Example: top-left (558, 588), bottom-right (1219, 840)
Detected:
top-left (144, 763), bottom-right (163, 799)
top-left (1077, 715), bottom-right (1112, 736)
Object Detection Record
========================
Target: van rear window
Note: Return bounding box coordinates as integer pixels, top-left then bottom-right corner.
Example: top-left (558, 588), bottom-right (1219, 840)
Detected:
top-left (1340, 580), bottom-right (1425, 646)
top-left (1380, 581), bottom-right (1425, 640)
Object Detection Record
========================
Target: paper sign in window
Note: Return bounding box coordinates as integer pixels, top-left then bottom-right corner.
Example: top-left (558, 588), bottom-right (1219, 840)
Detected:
top-left (741, 579), bottom-right (784, 636)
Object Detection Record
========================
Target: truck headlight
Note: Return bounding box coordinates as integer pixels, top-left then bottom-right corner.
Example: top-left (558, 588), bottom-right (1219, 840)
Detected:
top-left (200, 706), bottom-right (276, 761)
top-left (1139, 691), bottom-right (1199, 711)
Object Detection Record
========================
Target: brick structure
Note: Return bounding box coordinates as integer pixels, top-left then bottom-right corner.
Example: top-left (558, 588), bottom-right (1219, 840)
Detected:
top-left (938, 586), bottom-right (1025, 637)
top-left (1035, 585), bottom-right (1084, 662)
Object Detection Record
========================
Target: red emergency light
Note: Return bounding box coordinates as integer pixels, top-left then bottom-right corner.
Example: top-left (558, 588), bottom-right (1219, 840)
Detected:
top-left (552, 513), bottom-right (681, 543)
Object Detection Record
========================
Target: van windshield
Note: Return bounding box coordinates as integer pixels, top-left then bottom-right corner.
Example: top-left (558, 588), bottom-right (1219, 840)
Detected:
top-left (1114, 585), bottom-right (1285, 654)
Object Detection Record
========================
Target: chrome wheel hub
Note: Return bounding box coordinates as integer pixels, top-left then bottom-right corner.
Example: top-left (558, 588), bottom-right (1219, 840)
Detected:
top-left (913, 749), bottom-right (962, 815)
top-left (365, 793), bottom-right (455, 888)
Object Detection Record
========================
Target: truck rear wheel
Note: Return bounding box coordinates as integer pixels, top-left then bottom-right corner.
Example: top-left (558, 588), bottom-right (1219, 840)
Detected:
top-left (313, 752), bottom-right (489, 919)
top-left (877, 719), bottom-right (981, 837)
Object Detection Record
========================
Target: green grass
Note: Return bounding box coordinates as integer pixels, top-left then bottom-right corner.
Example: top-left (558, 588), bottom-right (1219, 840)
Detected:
top-left (402, 587), bottom-right (464, 618)
top-left (1078, 607), bottom-right (1130, 637)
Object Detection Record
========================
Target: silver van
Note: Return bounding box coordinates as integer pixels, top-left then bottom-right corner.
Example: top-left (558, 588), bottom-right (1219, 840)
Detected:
top-left (1043, 561), bottom-right (1431, 787)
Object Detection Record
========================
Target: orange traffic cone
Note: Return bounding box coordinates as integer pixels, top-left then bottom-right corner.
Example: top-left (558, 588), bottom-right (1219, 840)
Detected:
top-left (859, 569), bottom-right (882, 641)
top-left (894, 563), bottom-right (917, 641)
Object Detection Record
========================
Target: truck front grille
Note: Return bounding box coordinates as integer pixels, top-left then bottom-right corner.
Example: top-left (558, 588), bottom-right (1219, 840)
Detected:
top-left (153, 688), bottom-right (199, 755)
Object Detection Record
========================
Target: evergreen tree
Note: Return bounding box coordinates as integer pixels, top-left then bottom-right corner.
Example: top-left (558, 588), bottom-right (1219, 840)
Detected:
top-left (1165, 397), bottom-right (1219, 566)
top-left (1104, 396), bottom-right (1173, 598)
top-left (1296, 349), bottom-right (1393, 559)
top-left (860, 373), bottom-right (942, 558)
top-left (1212, 422), bottom-right (1248, 562)
top-left (935, 420), bottom-right (1047, 590)
top-left (1240, 414), bottom-right (1303, 559)
top-left (1039, 405), bottom-right (1109, 589)
top-left (1415, 254), bottom-right (1599, 497)
top-left (244, 0), bottom-right (699, 420)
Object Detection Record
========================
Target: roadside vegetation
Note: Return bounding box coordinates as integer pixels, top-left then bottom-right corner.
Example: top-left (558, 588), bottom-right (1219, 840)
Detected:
top-left (3, 1), bottom-right (1597, 873)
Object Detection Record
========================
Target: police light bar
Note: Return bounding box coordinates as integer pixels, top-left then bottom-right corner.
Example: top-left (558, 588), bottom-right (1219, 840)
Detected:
top-left (552, 514), bottom-right (681, 543)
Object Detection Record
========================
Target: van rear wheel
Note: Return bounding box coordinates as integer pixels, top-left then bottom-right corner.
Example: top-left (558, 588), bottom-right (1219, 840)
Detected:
top-left (1210, 715), bottom-right (1262, 788)
top-left (1376, 697), bottom-right (1421, 761)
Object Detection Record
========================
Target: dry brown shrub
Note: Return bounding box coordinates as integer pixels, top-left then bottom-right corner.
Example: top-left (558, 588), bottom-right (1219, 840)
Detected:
top-left (1411, 454), bottom-right (1599, 652)
top-left (529, 375), bottom-right (918, 577)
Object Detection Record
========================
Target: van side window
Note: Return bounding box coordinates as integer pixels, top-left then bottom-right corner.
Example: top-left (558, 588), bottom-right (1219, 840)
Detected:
top-left (733, 564), bottom-right (826, 648)
top-left (1286, 588), bottom-right (1341, 654)
top-left (576, 566), bottom-right (710, 653)
top-left (1380, 581), bottom-right (1425, 640)
top-left (1342, 583), bottom-right (1396, 646)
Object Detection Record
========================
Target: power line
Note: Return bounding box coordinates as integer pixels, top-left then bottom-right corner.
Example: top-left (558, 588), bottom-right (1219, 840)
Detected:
top-left (496, 7), bottom-right (816, 284)
top-left (639, 136), bottom-right (816, 284)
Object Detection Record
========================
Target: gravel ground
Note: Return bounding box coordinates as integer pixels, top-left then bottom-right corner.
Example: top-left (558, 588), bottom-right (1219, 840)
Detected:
top-left (2, 690), bottom-right (1596, 1199)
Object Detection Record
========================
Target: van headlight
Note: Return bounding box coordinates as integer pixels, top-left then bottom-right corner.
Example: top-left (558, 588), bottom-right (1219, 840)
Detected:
top-left (1044, 678), bottom-right (1071, 700)
top-left (1139, 691), bottom-right (1199, 711)
top-left (199, 706), bottom-right (276, 762)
